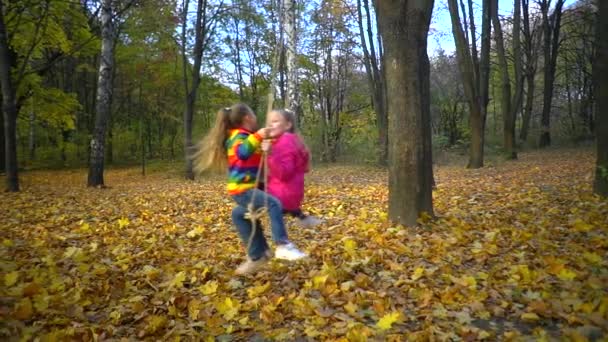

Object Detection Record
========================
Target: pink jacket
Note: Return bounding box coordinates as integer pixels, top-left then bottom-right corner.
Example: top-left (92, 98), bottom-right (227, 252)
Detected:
top-left (266, 133), bottom-right (310, 211)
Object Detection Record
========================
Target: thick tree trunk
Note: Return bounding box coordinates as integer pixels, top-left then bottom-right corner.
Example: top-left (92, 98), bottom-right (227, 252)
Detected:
top-left (0, 1), bottom-right (19, 191)
top-left (87, 0), bottom-right (114, 187)
top-left (539, 0), bottom-right (565, 148)
top-left (491, 0), bottom-right (516, 159)
top-left (377, 0), bottom-right (434, 226)
top-left (594, 0), bottom-right (608, 196)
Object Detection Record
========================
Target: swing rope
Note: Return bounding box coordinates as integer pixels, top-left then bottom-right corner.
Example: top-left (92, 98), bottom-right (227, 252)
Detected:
top-left (243, 146), bottom-right (270, 252)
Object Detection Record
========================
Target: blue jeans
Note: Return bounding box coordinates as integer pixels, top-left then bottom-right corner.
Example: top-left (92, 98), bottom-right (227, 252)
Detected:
top-left (231, 189), bottom-right (289, 259)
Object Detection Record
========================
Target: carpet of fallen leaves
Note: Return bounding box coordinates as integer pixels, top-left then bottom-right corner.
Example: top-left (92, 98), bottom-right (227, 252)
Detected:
top-left (1, 149), bottom-right (607, 341)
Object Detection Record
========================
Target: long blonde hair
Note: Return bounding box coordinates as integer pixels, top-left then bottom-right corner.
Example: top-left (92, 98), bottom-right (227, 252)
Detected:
top-left (193, 103), bottom-right (254, 174)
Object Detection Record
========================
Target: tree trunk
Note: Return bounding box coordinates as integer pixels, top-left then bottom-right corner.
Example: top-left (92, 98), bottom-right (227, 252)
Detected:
top-left (539, 0), bottom-right (565, 148)
top-left (359, 0), bottom-right (388, 165)
top-left (28, 98), bottom-right (36, 160)
top-left (511, 0), bottom-right (524, 149)
top-left (491, 0), bottom-right (516, 159)
top-left (182, 0), bottom-right (209, 180)
top-left (448, 0), bottom-right (489, 168)
top-left (377, 0), bottom-right (434, 226)
top-left (267, 0), bottom-right (284, 111)
top-left (0, 1), bottom-right (19, 191)
top-left (284, 0), bottom-right (299, 121)
top-left (519, 0), bottom-right (538, 143)
top-left (520, 72), bottom-right (535, 142)
top-left (87, 0), bottom-right (114, 187)
top-left (0, 94), bottom-right (5, 173)
top-left (594, 0), bottom-right (608, 196)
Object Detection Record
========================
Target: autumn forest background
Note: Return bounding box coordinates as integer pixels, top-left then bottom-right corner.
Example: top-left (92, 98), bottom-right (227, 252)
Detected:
top-left (1, 0), bottom-right (607, 340)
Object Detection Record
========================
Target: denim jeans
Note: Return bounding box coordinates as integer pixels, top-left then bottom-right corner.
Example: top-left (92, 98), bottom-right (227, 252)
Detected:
top-left (231, 189), bottom-right (289, 259)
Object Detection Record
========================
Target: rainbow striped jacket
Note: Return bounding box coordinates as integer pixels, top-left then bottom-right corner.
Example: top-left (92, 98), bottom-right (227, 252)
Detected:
top-left (225, 128), bottom-right (263, 195)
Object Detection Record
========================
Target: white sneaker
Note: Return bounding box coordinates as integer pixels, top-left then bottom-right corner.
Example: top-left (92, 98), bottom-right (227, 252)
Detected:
top-left (275, 243), bottom-right (307, 260)
top-left (297, 216), bottom-right (324, 228)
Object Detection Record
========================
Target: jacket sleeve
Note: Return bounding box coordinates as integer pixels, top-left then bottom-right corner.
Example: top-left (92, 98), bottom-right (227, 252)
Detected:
top-left (234, 132), bottom-right (262, 160)
top-left (267, 139), bottom-right (297, 181)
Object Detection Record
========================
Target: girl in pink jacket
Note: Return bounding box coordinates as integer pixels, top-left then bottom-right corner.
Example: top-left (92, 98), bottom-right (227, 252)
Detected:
top-left (263, 109), bottom-right (323, 228)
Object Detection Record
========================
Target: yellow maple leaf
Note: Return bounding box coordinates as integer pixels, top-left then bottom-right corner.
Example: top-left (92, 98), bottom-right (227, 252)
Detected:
top-left (166, 271), bottom-right (186, 288)
top-left (557, 268), bottom-right (576, 281)
top-left (343, 238), bottom-right (357, 257)
top-left (313, 274), bottom-right (329, 289)
top-left (521, 312), bottom-right (539, 321)
top-left (247, 282), bottom-right (270, 299)
top-left (198, 280), bottom-right (219, 295)
top-left (376, 311), bottom-right (401, 330)
top-left (5, 271), bottom-right (19, 287)
top-left (583, 252), bottom-right (601, 265)
top-left (411, 267), bottom-right (425, 281)
top-left (144, 315), bottom-right (167, 335)
top-left (572, 219), bottom-right (593, 232)
top-left (186, 226), bottom-right (205, 238)
top-left (216, 297), bottom-right (240, 321)
top-left (188, 299), bottom-right (202, 320)
top-left (117, 217), bottom-right (130, 229)
top-left (344, 301), bottom-right (358, 316)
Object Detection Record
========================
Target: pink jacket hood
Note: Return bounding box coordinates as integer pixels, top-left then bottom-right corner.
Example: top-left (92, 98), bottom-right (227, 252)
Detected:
top-left (266, 133), bottom-right (309, 211)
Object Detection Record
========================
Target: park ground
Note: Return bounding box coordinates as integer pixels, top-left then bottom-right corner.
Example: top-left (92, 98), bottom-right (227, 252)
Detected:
top-left (1, 148), bottom-right (607, 340)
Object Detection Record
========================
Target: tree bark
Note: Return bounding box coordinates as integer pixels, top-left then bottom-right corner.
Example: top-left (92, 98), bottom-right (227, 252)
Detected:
top-left (87, 0), bottom-right (114, 187)
top-left (539, 0), bottom-right (565, 148)
top-left (519, 0), bottom-right (539, 143)
top-left (448, 0), bottom-right (489, 168)
top-left (491, 0), bottom-right (516, 159)
top-left (0, 0), bottom-right (19, 191)
top-left (284, 0), bottom-right (299, 121)
top-left (267, 0), bottom-right (283, 111)
top-left (359, 0), bottom-right (388, 165)
top-left (28, 98), bottom-right (36, 160)
top-left (377, 0), bottom-right (434, 226)
top-left (594, 0), bottom-right (608, 196)
top-left (0, 94), bottom-right (5, 173)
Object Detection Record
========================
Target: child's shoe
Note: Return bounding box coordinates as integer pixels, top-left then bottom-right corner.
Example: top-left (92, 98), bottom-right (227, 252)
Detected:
top-left (235, 255), bottom-right (270, 275)
top-left (297, 215), bottom-right (324, 228)
top-left (275, 243), bottom-right (307, 260)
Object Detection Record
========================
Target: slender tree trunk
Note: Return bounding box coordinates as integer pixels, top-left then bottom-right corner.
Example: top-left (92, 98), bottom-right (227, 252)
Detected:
top-left (88, 0), bottom-right (114, 187)
top-left (539, 0), bottom-right (565, 148)
top-left (359, 0), bottom-right (388, 165)
top-left (521, 72), bottom-right (535, 142)
top-left (491, 0), bottom-right (516, 159)
top-left (448, 0), bottom-right (488, 168)
top-left (594, 0), bottom-right (608, 196)
top-left (284, 0), bottom-right (299, 121)
top-left (267, 0), bottom-right (283, 111)
top-left (0, 1), bottom-right (19, 191)
top-left (377, 0), bottom-right (434, 226)
top-left (511, 0), bottom-right (524, 148)
top-left (182, 0), bottom-right (209, 180)
top-left (520, 0), bottom-right (537, 143)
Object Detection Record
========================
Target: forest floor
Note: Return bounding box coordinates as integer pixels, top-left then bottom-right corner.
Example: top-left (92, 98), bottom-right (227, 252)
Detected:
top-left (1, 148), bottom-right (607, 340)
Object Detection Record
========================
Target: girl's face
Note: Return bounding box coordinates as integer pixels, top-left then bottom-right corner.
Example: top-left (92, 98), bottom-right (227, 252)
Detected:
top-left (242, 113), bottom-right (258, 131)
top-left (267, 111), bottom-right (292, 137)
